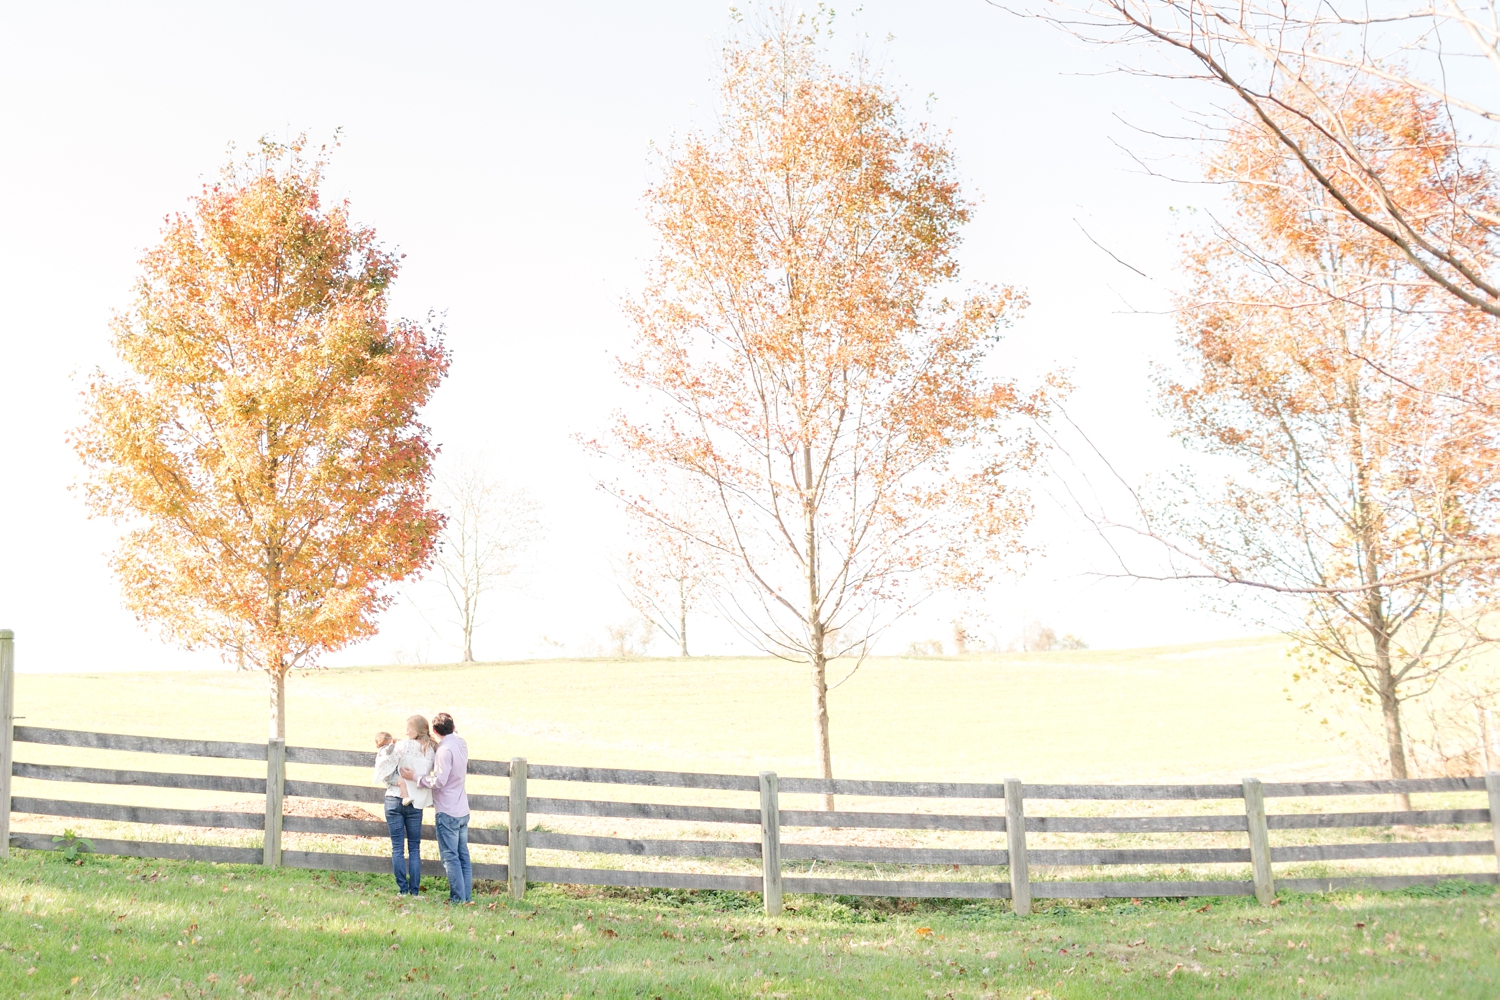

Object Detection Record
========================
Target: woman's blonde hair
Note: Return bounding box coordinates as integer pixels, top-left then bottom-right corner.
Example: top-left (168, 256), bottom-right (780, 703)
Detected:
top-left (406, 715), bottom-right (436, 752)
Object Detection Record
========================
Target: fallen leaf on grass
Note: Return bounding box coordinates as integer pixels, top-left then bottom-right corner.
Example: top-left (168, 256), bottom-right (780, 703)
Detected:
top-left (915, 927), bottom-right (933, 937)
top-left (601, 928), bottom-right (618, 939)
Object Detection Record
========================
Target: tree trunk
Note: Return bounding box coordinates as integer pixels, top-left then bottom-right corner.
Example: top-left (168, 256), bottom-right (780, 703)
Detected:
top-left (804, 443), bottom-right (834, 810)
top-left (1376, 665), bottom-right (1411, 812)
top-left (811, 650), bottom-right (834, 811)
top-left (1477, 703), bottom-right (1493, 773)
top-left (678, 576), bottom-right (690, 657)
top-left (269, 667), bottom-right (287, 741)
top-left (462, 634), bottom-right (474, 663)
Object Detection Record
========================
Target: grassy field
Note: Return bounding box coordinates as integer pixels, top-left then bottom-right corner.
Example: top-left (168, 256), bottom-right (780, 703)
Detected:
top-left (4, 851), bottom-right (1497, 999)
top-left (7, 639), bottom-right (1500, 996)
top-left (11, 638), bottom-right (1496, 892)
top-left (14, 637), bottom-right (1349, 783)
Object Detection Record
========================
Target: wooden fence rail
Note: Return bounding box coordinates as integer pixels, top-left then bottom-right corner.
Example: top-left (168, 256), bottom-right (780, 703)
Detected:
top-left (6, 725), bottom-right (1500, 915)
top-left (3, 643), bottom-right (1500, 914)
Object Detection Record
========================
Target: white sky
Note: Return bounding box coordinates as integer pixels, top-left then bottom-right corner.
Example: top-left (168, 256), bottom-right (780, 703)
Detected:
top-left (0, 1), bottom-right (1255, 673)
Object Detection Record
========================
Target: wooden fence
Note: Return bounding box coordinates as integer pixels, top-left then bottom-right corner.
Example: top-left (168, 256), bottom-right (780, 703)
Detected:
top-left (3, 633), bottom-right (1500, 915)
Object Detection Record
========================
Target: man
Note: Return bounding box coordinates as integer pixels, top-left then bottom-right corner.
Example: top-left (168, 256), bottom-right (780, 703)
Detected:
top-left (402, 711), bottom-right (471, 903)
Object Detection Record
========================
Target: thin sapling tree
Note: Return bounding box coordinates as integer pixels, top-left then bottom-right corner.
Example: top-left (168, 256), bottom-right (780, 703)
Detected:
top-left (605, 17), bottom-right (1054, 807)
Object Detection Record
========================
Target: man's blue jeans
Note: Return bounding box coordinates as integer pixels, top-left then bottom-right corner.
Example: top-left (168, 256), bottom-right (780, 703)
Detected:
top-left (384, 798), bottom-right (422, 895)
top-left (434, 811), bottom-right (472, 903)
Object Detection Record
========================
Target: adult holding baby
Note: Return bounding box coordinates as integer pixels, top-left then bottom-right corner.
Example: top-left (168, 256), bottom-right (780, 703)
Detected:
top-left (374, 715), bottom-right (437, 896)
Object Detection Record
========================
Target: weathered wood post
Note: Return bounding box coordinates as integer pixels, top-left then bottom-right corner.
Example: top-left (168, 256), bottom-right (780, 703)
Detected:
top-left (263, 737), bottom-right (285, 867)
top-left (508, 757), bottom-right (527, 900)
top-left (1486, 771), bottom-right (1500, 875)
top-left (759, 771), bottom-right (782, 916)
top-left (0, 630), bottom-right (14, 861)
top-left (1004, 777), bottom-right (1030, 916)
top-left (1243, 777), bottom-right (1274, 905)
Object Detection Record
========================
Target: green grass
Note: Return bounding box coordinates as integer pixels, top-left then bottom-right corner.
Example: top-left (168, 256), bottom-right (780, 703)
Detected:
top-left (4, 851), bottom-right (1498, 998)
top-left (10, 640), bottom-right (1500, 995)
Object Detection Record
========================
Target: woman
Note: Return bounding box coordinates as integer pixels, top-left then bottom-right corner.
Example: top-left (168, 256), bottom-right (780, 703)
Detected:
top-left (374, 715), bottom-right (437, 896)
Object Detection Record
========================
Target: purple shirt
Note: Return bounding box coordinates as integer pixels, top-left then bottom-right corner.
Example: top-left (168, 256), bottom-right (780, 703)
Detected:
top-left (418, 733), bottom-right (469, 817)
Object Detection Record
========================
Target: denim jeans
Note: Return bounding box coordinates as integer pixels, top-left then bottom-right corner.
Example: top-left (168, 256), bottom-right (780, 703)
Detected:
top-left (384, 797), bottom-right (422, 895)
top-left (434, 811), bottom-right (472, 902)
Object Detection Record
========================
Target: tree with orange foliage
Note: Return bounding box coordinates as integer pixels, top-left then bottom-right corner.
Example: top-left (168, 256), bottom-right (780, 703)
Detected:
top-left (74, 139), bottom-right (449, 739)
top-left (1041, 1), bottom-right (1500, 321)
top-left (1160, 85), bottom-right (1500, 799)
top-left (604, 16), bottom-right (1052, 807)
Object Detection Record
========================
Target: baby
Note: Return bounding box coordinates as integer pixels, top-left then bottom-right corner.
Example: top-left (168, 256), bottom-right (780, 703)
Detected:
top-left (374, 726), bottom-right (434, 808)
top-left (374, 732), bottom-right (403, 797)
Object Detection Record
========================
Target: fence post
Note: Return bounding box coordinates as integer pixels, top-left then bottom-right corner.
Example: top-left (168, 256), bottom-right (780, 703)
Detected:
top-left (1004, 777), bottom-right (1030, 916)
top-left (1243, 777), bottom-right (1274, 905)
top-left (509, 757), bottom-right (527, 900)
top-left (759, 771), bottom-right (782, 916)
top-left (263, 737), bottom-right (285, 867)
top-left (1487, 771), bottom-right (1500, 875)
top-left (0, 630), bottom-right (13, 862)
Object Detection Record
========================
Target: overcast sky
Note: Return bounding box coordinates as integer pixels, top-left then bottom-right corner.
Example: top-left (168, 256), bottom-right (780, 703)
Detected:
top-left (0, 1), bottom-right (1254, 672)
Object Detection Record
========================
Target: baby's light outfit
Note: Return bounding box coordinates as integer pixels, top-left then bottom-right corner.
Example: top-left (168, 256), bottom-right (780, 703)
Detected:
top-left (374, 740), bottom-right (435, 809)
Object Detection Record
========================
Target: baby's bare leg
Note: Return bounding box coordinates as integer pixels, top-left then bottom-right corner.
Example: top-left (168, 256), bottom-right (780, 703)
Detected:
top-left (399, 777), bottom-right (412, 805)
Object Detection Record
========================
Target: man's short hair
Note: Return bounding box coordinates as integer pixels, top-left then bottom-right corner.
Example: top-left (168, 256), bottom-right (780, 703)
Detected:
top-left (432, 713), bottom-right (456, 736)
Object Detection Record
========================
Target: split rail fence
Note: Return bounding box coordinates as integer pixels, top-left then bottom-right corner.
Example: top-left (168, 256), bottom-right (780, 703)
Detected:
top-left (2, 632), bottom-right (1500, 915)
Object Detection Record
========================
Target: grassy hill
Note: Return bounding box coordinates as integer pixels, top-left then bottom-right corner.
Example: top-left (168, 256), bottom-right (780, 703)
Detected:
top-left (14, 635), bottom-right (1353, 783)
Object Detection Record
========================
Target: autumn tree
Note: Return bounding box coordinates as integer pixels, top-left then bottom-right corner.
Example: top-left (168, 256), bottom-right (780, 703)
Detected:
top-left (605, 16), bottom-right (1051, 807)
top-left (75, 139), bottom-right (449, 739)
top-left (1038, 0), bottom-right (1500, 326)
top-left (1154, 88), bottom-right (1500, 801)
top-left (431, 462), bottom-right (540, 662)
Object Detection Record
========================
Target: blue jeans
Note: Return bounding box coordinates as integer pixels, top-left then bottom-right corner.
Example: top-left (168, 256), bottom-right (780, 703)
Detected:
top-left (384, 798), bottom-right (422, 895)
top-left (434, 811), bottom-right (472, 902)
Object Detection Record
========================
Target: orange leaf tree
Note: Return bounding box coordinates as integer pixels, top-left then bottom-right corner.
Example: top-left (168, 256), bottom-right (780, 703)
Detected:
top-left (74, 140), bottom-right (449, 739)
top-left (605, 19), bottom-right (1052, 806)
top-left (1163, 84), bottom-right (1500, 795)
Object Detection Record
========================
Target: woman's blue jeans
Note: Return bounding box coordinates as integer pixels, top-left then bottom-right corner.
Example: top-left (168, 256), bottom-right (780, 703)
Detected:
top-left (384, 797), bottom-right (422, 894)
